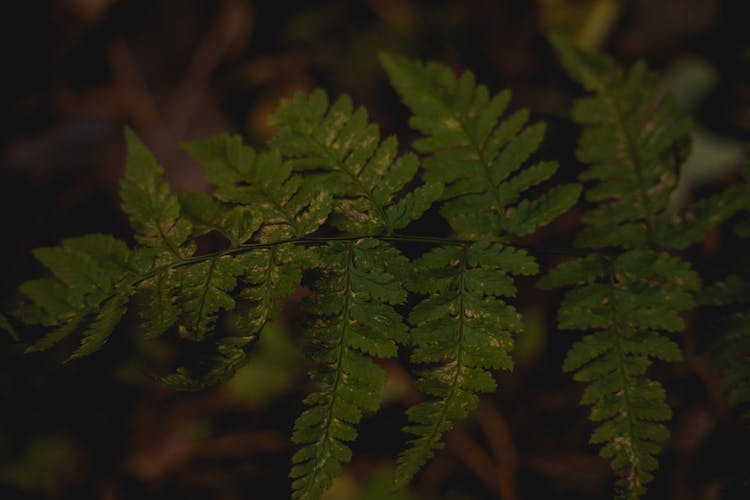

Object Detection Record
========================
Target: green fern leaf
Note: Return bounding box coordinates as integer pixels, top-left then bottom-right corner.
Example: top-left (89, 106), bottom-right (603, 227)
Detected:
top-left (66, 294), bottom-right (129, 361)
top-left (538, 254), bottom-right (609, 289)
top-left (549, 35), bottom-right (692, 249)
top-left (545, 36), bottom-right (715, 498)
top-left (120, 128), bottom-right (193, 256)
top-left (177, 255), bottom-right (244, 341)
top-left (161, 244), bottom-right (311, 391)
top-left (545, 251), bottom-right (700, 498)
top-left (32, 245), bottom-right (120, 297)
top-left (235, 244), bottom-right (309, 334)
top-left (380, 53), bottom-right (580, 238)
top-left (18, 279), bottom-right (76, 329)
top-left (182, 133), bottom-right (255, 186)
top-left (178, 192), bottom-right (260, 246)
top-left (61, 233), bottom-right (133, 276)
top-left (14, 48), bottom-right (747, 500)
top-left (133, 268), bottom-right (180, 340)
top-left (542, 249), bottom-right (699, 497)
top-left (20, 234), bottom-right (134, 357)
top-left (24, 314), bottom-right (83, 353)
top-left (32, 235), bottom-right (130, 297)
top-left (291, 239), bottom-right (408, 499)
top-left (185, 135), bottom-right (331, 242)
top-left (394, 242), bottom-right (535, 487)
top-left (271, 90), bottom-right (441, 234)
top-left (655, 184), bottom-right (750, 249)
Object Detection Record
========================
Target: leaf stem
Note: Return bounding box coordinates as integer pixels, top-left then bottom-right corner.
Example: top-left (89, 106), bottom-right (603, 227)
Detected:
top-left (126, 233), bottom-right (599, 292)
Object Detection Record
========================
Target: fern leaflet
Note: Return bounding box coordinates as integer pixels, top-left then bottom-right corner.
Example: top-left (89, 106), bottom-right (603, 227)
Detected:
top-left (163, 244), bottom-right (311, 390)
top-left (0, 313), bottom-right (17, 340)
top-left (380, 53), bottom-right (580, 238)
top-left (271, 90), bottom-right (441, 234)
top-left (185, 133), bottom-right (332, 242)
top-left (20, 234), bottom-right (135, 360)
top-left (540, 251), bottom-right (699, 497)
top-left (291, 239), bottom-right (407, 499)
top-left (394, 242), bottom-right (536, 487)
top-left (121, 128), bottom-right (193, 257)
top-left (545, 36), bottom-right (714, 498)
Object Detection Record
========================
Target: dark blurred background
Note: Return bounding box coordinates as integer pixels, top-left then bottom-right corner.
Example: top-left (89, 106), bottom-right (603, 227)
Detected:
top-left (1, 1), bottom-right (749, 499)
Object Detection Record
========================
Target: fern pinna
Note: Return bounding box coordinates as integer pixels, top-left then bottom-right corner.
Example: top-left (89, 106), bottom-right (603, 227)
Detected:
top-left (541, 36), bottom-right (749, 498)
top-left (7, 40), bottom-right (747, 500)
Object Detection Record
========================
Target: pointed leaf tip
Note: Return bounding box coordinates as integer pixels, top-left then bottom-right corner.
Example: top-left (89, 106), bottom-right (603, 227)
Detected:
top-left (0, 313), bottom-right (18, 341)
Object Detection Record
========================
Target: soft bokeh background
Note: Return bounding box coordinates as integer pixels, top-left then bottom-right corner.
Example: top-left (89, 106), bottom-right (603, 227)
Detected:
top-left (1, 1), bottom-right (748, 499)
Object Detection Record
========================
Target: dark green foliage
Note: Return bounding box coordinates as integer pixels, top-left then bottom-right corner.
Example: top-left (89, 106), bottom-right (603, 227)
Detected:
top-left (121, 129), bottom-right (193, 256)
top-left (549, 35), bottom-right (747, 251)
top-left (161, 245), bottom-right (310, 391)
top-left (380, 53), bottom-right (581, 239)
top-left (291, 239), bottom-right (407, 499)
top-left (176, 256), bottom-right (244, 341)
top-left (270, 90), bottom-right (442, 234)
top-left (540, 251), bottom-right (699, 497)
top-left (545, 36), bottom-right (747, 499)
top-left (178, 192), bottom-right (259, 247)
top-left (133, 268), bottom-right (180, 340)
top-left (7, 44), bottom-right (748, 500)
top-left (550, 35), bottom-right (690, 249)
top-left (394, 242), bottom-right (536, 487)
top-left (184, 134), bottom-right (331, 242)
top-left (20, 234), bottom-right (135, 361)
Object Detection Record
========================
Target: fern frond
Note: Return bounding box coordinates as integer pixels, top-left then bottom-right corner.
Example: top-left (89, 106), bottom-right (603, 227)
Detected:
top-left (68, 294), bottom-right (129, 360)
top-left (215, 245), bottom-right (310, 383)
top-left (544, 36), bottom-right (719, 498)
top-left (380, 53), bottom-right (580, 238)
top-left (178, 192), bottom-right (260, 247)
top-left (176, 255), bottom-right (244, 341)
top-left (14, 129), bottom-right (321, 386)
top-left (394, 242), bottom-right (535, 487)
top-left (236, 244), bottom-right (310, 333)
top-left (270, 90), bottom-right (442, 234)
top-left (541, 250), bottom-right (698, 498)
top-left (291, 239), bottom-right (408, 499)
top-left (121, 128), bottom-right (193, 257)
top-left (20, 234), bottom-right (135, 359)
top-left (185, 134), bottom-right (332, 242)
top-left (549, 35), bottom-right (696, 249)
top-left (132, 264), bottom-right (180, 340)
